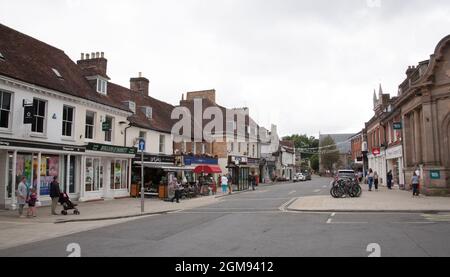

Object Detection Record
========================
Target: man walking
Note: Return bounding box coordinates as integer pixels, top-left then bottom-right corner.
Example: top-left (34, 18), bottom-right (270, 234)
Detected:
top-left (387, 170), bottom-right (393, 190)
top-left (49, 176), bottom-right (61, 215)
top-left (17, 176), bottom-right (28, 218)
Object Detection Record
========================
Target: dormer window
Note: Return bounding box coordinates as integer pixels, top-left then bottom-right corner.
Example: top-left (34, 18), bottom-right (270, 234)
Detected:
top-left (52, 68), bottom-right (63, 79)
top-left (123, 101), bottom-right (136, 113)
top-left (142, 106), bottom-right (152, 119)
top-left (97, 78), bottom-right (107, 95)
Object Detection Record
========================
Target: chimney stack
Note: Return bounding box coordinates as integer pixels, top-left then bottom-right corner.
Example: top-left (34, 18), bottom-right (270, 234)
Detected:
top-left (77, 51), bottom-right (108, 78)
top-left (130, 73), bottom-right (150, 95)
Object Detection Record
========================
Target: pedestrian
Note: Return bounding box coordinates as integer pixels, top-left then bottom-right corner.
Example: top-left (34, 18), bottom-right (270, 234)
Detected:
top-left (49, 176), bottom-right (61, 215)
top-left (16, 176), bottom-right (28, 218)
top-left (357, 171), bottom-right (363, 184)
top-left (221, 174), bottom-right (228, 194)
top-left (26, 188), bottom-right (38, 218)
top-left (387, 170), bottom-right (393, 190)
top-left (368, 169), bottom-right (374, 191)
top-left (171, 180), bottom-right (181, 203)
top-left (374, 171), bottom-right (379, 191)
top-left (249, 173), bottom-right (256, 191)
top-left (411, 172), bottom-right (420, 197)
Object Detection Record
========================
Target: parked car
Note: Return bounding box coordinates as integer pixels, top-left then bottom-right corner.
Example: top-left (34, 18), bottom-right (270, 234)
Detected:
top-left (293, 173), bottom-right (306, 182)
top-left (302, 171), bottom-right (312, 181)
top-left (335, 170), bottom-right (357, 181)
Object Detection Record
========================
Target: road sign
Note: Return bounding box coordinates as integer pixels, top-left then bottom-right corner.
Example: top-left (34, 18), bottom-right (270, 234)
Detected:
top-left (138, 139), bottom-right (145, 152)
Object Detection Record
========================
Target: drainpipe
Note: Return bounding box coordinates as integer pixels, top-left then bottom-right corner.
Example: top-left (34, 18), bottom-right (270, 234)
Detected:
top-left (124, 123), bottom-right (132, 147)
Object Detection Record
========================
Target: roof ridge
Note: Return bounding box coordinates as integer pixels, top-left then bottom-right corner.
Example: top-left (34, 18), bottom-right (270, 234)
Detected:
top-left (0, 23), bottom-right (65, 54)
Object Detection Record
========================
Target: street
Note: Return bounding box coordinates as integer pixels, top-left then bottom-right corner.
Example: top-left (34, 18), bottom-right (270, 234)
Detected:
top-left (1, 177), bottom-right (449, 257)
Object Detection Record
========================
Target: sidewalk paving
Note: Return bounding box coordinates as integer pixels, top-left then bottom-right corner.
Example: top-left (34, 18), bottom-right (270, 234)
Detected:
top-left (0, 192), bottom-right (231, 251)
top-left (287, 186), bottom-right (450, 213)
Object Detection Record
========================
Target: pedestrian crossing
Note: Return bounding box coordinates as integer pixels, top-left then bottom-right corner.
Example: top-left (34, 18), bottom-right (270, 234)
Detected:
top-left (422, 213), bottom-right (450, 222)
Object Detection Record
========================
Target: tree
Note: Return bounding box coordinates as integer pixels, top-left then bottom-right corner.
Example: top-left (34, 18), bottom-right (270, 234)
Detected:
top-left (310, 154), bottom-right (319, 172)
top-left (283, 134), bottom-right (319, 159)
top-left (320, 135), bottom-right (339, 171)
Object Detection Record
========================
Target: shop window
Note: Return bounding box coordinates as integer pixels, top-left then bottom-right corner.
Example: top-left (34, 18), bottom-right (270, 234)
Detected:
top-left (104, 116), bottom-right (113, 142)
top-left (111, 160), bottom-right (128, 190)
top-left (62, 105), bottom-right (74, 137)
top-left (37, 155), bottom-right (60, 196)
top-left (0, 90), bottom-right (12, 129)
top-left (32, 98), bottom-right (46, 134)
top-left (15, 153), bottom-right (32, 193)
top-left (85, 111), bottom-right (95, 139)
top-left (85, 158), bottom-right (102, 192)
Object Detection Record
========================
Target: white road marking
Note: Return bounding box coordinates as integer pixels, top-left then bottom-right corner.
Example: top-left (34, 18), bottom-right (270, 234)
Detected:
top-left (322, 185), bottom-right (327, 188)
top-left (313, 189), bottom-right (321, 193)
top-left (331, 213), bottom-right (336, 217)
top-left (278, 198), bottom-right (298, 212)
top-left (288, 190), bottom-right (296, 195)
top-left (326, 218), bottom-right (332, 224)
top-left (329, 222), bottom-right (369, 224)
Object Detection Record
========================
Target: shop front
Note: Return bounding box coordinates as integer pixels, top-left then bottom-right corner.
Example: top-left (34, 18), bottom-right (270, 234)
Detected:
top-left (0, 138), bottom-right (84, 210)
top-left (227, 156), bottom-right (250, 191)
top-left (385, 145), bottom-right (405, 189)
top-left (131, 154), bottom-right (177, 198)
top-left (79, 143), bottom-right (136, 202)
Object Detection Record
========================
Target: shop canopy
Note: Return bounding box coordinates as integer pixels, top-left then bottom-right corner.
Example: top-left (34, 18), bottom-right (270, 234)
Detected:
top-left (193, 165), bottom-right (222, 174)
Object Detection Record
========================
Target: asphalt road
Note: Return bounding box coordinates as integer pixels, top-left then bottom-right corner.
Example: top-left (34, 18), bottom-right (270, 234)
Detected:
top-left (1, 177), bottom-right (450, 257)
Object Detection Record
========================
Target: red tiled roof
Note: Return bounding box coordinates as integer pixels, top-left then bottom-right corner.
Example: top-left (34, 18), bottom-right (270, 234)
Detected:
top-left (0, 23), bottom-right (129, 112)
top-left (107, 83), bottom-right (175, 133)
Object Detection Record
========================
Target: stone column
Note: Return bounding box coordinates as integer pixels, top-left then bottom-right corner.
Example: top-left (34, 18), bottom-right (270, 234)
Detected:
top-left (66, 154), bottom-right (71, 193)
top-left (11, 151), bottom-right (17, 210)
top-left (413, 110), bottom-right (422, 165)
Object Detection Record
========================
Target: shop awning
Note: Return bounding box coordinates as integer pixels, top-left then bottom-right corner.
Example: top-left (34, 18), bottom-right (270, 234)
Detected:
top-left (193, 165), bottom-right (222, 174)
top-left (133, 161), bottom-right (195, 171)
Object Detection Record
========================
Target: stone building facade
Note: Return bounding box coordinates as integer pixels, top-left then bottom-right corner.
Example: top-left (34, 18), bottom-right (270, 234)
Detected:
top-left (394, 35), bottom-right (450, 196)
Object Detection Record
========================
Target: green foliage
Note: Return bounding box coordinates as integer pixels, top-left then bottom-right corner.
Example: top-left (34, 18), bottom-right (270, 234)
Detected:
top-left (320, 135), bottom-right (339, 171)
top-left (283, 134), bottom-right (319, 159)
top-left (310, 154), bottom-right (319, 172)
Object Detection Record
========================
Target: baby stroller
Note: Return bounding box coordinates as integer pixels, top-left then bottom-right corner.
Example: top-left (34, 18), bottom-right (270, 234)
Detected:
top-left (59, 192), bottom-right (80, 215)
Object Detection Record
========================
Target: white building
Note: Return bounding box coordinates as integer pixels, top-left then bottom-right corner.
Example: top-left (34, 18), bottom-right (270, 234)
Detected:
top-left (260, 124), bottom-right (280, 183)
top-left (0, 24), bottom-right (137, 209)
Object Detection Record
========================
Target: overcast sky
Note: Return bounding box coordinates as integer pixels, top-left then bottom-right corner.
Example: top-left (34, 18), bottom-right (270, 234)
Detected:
top-left (1, 0), bottom-right (449, 137)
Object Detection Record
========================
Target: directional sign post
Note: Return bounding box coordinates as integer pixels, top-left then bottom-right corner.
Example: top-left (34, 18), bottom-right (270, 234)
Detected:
top-left (139, 139), bottom-right (146, 213)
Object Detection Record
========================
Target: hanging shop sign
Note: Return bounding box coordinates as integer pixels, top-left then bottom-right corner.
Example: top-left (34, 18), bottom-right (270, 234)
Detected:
top-left (393, 122), bottom-right (403, 130)
top-left (372, 148), bottom-right (381, 156)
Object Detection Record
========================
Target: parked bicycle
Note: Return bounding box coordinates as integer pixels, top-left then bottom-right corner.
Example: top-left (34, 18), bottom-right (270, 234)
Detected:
top-left (330, 177), bottom-right (362, 198)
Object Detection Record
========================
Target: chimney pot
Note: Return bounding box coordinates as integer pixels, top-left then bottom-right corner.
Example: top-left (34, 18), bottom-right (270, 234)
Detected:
top-left (86, 53), bottom-right (90, 59)
top-left (139, 72), bottom-right (142, 78)
top-left (101, 52), bottom-right (104, 58)
top-left (81, 53), bottom-right (85, 60)
top-left (91, 52), bottom-right (95, 59)
top-left (96, 52), bottom-right (100, 58)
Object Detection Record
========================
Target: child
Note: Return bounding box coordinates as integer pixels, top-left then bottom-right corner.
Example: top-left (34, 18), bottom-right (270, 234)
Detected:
top-left (27, 188), bottom-right (38, 218)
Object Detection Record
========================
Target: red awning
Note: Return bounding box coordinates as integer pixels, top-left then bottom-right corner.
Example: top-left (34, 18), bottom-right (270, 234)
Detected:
top-left (193, 165), bottom-right (222, 174)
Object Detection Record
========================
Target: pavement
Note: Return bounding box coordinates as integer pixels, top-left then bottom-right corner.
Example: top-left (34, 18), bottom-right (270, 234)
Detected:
top-left (286, 184), bottom-right (450, 213)
top-left (1, 177), bottom-right (450, 257)
top-left (0, 191), bottom-right (231, 250)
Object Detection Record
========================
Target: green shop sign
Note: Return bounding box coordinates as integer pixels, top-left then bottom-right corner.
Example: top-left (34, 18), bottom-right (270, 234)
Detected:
top-left (393, 122), bottom-right (403, 130)
top-left (430, 170), bottom-right (441, 180)
top-left (86, 143), bottom-right (137, 155)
